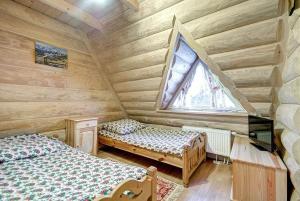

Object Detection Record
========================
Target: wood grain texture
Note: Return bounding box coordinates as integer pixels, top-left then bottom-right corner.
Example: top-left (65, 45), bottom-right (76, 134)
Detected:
top-left (98, 29), bottom-right (172, 63)
top-left (276, 104), bottom-right (300, 133)
top-left (106, 48), bottom-right (168, 74)
top-left (0, 0), bottom-right (82, 40)
top-left (283, 153), bottom-right (300, 194)
top-left (283, 46), bottom-right (300, 82)
top-left (110, 64), bottom-right (164, 83)
top-left (277, 13), bottom-right (300, 199)
top-left (210, 43), bottom-right (281, 70)
top-left (186, 0), bottom-right (282, 39)
top-left (39, 0), bottom-right (104, 31)
top-left (291, 190), bottom-right (300, 201)
top-left (281, 129), bottom-right (300, 165)
top-left (97, 0), bottom-right (249, 49)
top-left (239, 87), bottom-right (274, 102)
top-left (0, 101), bottom-right (120, 121)
top-left (118, 91), bottom-right (159, 102)
top-left (127, 110), bottom-right (247, 124)
top-left (0, 7), bottom-right (124, 136)
top-left (90, 0), bottom-right (284, 131)
top-left (224, 65), bottom-right (279, 87)
top-left (0, 12), bottom-right (88, 54)
top-left (120, 0), bottom-right (139, 11)
top-left (196, 18), bottom-right (281, 55)
top-left (131, 116), bottom-right (248, 134)
top-left (287, 31), bottom-right (299, 57)
top-left (279, 77), bottom-right (300, 104)
top-left (252, 102), bottom-right (273, 116)
top-left (231, 137), bottom-right (287, 201)
top-left (122, 102), bottom-right (156, 111)
top-left (113, 77), bottom-right (162, 92)
top-left (98, 132), bottom-right (206, 186)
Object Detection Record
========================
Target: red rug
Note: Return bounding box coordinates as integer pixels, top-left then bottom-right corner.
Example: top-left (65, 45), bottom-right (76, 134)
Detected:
top-left (157, 177), bottom-right (184, 201)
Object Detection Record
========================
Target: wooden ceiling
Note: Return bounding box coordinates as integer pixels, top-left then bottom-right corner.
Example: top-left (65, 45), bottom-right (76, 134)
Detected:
top-left (12, 0), bottom-right (136, 33)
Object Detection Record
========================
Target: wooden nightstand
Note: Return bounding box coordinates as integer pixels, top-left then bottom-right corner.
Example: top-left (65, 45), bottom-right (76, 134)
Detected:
top-left (66, 117), bottom-right (98, 155)
top-left (230, 136), bottom-right (287, 201)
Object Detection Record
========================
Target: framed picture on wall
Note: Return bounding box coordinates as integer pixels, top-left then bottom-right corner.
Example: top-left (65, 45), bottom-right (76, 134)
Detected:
top-left (35, 41), bottom-right (68, 68)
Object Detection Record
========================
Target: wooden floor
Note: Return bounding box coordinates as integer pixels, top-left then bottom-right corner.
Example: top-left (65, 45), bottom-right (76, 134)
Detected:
top-left (98, 147), bottom-right (232, 201)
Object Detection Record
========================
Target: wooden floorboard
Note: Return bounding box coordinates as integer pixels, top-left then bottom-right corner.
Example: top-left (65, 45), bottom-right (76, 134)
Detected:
top-left (98, 146), bottom-right (232, 201)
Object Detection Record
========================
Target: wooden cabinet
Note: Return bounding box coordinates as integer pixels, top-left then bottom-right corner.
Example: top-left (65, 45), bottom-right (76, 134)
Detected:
top-left (230, 136), bottom-right (287, 201)
top-left (66, 117), bottom-right (98, 155)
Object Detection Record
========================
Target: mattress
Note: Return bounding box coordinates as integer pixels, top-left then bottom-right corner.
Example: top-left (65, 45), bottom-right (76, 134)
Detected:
top-left (99, 126), bottom-right (201, 157)
top-left (0, 136), bottom-right (146, 201)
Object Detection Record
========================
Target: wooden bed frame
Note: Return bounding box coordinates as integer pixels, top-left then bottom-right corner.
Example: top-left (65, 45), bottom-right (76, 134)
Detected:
top-left (96, 166), bottom-right (157, 201)
top-left (98, 132), bottom-right (206, 187)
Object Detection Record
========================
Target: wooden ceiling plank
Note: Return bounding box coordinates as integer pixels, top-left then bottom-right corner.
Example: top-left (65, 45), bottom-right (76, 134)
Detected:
top-left (39, 0), bottom-right (103, 31)
top-left (120, 0), bottom-right (139, 11)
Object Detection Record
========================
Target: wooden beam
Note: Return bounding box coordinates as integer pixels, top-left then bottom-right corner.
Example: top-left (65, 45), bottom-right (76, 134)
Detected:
top-left (120, 0), bottom-right (139, 11)
top-left (39, 0), bottom-right (103, 31)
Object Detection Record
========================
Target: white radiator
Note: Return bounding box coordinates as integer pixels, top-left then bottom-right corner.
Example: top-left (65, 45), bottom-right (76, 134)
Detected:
top-left (182, 126), bottom-right (232, 157)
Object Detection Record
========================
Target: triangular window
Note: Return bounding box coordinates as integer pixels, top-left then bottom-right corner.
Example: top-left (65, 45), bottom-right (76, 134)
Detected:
top-left (159, 34), bottom-right (246, 113)
top-left (170, 58), bottom-right (244, 112)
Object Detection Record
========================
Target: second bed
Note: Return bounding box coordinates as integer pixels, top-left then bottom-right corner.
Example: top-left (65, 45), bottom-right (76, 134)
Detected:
top-left (98, 121), bottom-right (206, 187)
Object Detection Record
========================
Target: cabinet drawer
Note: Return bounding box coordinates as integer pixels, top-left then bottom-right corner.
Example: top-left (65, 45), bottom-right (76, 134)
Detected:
top-left (76, 120), bottom-right (97, 129)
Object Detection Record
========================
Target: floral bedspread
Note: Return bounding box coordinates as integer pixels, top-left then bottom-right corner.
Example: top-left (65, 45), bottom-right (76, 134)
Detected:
top-left (0, 146), bottom-right (147, 201)
top-left (99, 126), bottom-right (201, 157)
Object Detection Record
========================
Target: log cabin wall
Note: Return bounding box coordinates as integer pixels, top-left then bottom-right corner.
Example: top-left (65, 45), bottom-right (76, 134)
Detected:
top-left (0, 0), bottom-right (126, 139)
top-left (88, 0), bottom-right (286, 134)
top-left (276, 11), bottom-right (300, 201)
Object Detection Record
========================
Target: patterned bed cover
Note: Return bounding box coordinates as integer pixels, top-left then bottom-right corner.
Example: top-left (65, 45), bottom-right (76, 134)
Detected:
top-left (0, 146), bottom-right (146, 201)
top-left (99, 126), bottom-right (201, 157)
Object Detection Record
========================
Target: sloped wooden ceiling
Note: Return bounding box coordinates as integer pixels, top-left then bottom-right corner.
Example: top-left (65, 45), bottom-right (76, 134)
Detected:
top-left (88, 0), bottom-right (286, 134)
top-left (12, 0), bottom-right (130, 33)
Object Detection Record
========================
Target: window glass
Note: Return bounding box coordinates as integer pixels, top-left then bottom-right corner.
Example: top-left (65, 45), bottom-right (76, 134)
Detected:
top-left (170, 60), bottom-right (245, 112)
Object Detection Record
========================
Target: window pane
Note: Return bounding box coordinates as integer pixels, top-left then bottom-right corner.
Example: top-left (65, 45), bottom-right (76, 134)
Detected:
top-left (171, 60), bottom-right (245, 112)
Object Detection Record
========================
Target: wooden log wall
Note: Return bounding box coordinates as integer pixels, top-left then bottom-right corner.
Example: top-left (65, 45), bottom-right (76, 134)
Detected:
top-left (0, 0), bottom-right (126, 139)
top-left (276, 11), bottom-right (300, 201)
top-left (89, 0), bottom-right (285, 134)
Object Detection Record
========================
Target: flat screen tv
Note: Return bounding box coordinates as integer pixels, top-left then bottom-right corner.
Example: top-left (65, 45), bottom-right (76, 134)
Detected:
top-left (248, 115), bottom-right (274, 152)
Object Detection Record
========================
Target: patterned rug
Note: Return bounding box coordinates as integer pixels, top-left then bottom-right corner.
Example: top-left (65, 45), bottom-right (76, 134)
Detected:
top-left (103, 157), bottom-right (184, 200)
top-left (157, 176), bottom-right (184, 201)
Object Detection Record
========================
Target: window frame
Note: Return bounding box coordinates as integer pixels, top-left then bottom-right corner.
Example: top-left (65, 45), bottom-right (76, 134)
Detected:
top-left (169, 58), bottom-right (245, 113)
top-left (156, 18), bottom-right (256, 115)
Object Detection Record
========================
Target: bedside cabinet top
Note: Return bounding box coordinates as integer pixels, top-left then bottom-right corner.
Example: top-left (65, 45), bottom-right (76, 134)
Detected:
top-left (66, 117), bottom-right (98, 122)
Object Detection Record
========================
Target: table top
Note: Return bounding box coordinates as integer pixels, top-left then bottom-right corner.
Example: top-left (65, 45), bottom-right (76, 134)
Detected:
top-left (66, 117), bottom-right (98, 122)
top-left (230, 136), bottom-right (286, 171)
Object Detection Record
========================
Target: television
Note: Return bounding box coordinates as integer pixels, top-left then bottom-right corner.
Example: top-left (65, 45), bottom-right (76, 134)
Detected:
top-left (248, 115), bottom-right (274, 152)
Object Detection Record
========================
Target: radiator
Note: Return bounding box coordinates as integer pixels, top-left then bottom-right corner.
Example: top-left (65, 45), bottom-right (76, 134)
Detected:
top-left (182, 126), bottom-right (232, 157)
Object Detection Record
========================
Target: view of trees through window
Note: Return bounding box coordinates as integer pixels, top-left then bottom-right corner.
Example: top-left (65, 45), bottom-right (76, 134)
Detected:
top-left (170, 59), bottom-right (245, 112)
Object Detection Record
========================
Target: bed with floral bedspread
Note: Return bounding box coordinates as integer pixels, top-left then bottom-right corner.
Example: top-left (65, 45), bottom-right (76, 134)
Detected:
top-left (98, 119), bottom-right (206, 187)
top-left (99, 126), bottom-right (201, 157)
top-left (0, 135), bottom-right (147, 201)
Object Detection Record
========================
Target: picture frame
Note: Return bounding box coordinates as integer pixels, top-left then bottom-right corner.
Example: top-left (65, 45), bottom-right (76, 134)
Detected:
top-left (35, 41), bottom-right (68, 69)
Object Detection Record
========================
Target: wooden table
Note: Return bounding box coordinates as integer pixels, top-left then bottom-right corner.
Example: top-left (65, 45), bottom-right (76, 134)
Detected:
top-left (230, 136), bottom-right (287, 201)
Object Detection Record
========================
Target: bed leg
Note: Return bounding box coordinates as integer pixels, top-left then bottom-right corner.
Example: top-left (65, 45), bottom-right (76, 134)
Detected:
top-left (182, 146), bottom-right (189, 187)
top-left (147, 166), bottom-right (157, 201)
